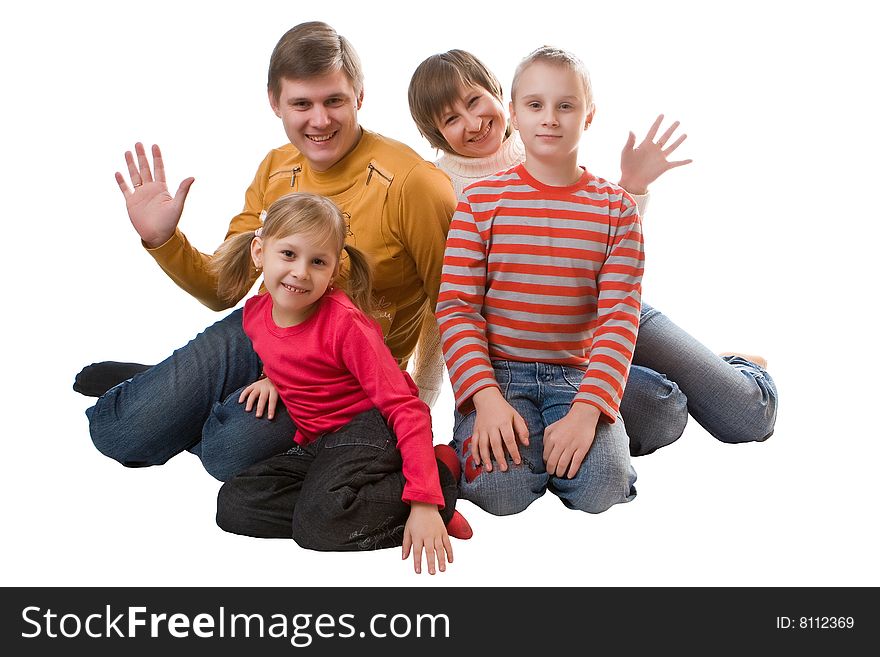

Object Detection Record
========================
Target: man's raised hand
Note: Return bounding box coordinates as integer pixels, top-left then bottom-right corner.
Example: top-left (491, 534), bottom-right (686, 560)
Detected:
top-left (115, 142), bottom-right (194, 248)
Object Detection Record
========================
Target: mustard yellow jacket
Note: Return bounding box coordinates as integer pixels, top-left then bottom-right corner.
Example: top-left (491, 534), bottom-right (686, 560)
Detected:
top-left (146, 129), bottom-right (456, 366)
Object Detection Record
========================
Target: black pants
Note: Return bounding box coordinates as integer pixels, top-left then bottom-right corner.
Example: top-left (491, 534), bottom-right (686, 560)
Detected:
top-left (216, 409), bottom-right (458, 551)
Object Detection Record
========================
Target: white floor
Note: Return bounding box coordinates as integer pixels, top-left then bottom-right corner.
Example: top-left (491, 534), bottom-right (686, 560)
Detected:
top-left (11, 324), bottom-right (876, 587)
top-left (4, 0), bottom-right (878, 588)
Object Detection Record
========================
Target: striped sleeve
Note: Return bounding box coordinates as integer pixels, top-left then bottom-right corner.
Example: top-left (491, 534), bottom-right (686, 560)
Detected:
top-left (436, 197), bottom-right (497, 411)
top-left (574, 193), bottom-right (644, 420)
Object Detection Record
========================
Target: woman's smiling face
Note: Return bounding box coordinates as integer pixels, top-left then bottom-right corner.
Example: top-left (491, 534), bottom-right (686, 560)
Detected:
top-left (437, 85), bottom-right (507, 158)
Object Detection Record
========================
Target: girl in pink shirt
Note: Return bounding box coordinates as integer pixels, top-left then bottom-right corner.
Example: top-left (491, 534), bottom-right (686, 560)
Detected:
top-left (209, 192), bottom-right (469, 575)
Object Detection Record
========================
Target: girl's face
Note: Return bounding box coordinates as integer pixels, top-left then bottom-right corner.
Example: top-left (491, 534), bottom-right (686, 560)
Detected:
top-left (251, 231), bottom-right (339, 327)
top-left (437, 85), bottom-right (507, 158)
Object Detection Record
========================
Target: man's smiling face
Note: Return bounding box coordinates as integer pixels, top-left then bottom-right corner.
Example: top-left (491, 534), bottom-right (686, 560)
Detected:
top-left (270, 70), bottom-right (363, 172)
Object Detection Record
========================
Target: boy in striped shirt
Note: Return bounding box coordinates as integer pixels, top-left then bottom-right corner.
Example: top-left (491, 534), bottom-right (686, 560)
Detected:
top-left (437, 46), bottom-right (644, 515)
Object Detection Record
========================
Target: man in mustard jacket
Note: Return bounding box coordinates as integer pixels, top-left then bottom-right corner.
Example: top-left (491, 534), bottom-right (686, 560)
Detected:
top-left (83, 22), bottom-right (456, 482)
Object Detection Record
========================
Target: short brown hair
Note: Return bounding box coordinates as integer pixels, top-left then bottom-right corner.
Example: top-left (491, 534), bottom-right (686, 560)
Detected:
top-left (511, 46), bottom-right (593, 110)
top-left (408, 49), bottom-right (505, 153)
top-left (268, 22), bottom-right (364, 101)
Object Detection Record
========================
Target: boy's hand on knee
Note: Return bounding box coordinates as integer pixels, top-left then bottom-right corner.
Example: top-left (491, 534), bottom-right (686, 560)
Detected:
top-left (238, 377), bottom-right (279, 420)
top-left (543, 403), bottom-right (601, 478)
top-left (471, 388), bottom-right (529, 472)
top-left (402, 503), bottom-right (453, 575)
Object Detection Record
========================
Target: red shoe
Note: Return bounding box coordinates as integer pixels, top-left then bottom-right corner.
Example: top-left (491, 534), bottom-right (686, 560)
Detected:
top-left (461, 438), bottom-right (483, 483)
top-left (446, 510), bottom-right (473, 540)
top-left (434, 444), bottom-right (461, 483)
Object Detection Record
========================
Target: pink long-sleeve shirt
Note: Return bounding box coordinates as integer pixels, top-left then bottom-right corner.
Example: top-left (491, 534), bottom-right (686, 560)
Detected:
top-left (243, 289), bottom-right (444, 507)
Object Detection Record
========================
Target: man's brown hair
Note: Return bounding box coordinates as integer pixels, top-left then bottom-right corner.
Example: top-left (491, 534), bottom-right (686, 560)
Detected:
top-left (268, 22), bottom-right (364, 101)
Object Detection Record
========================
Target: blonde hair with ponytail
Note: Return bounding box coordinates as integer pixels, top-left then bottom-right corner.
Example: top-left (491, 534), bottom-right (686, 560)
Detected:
top-left (209, 193), bottom-right (373, 315)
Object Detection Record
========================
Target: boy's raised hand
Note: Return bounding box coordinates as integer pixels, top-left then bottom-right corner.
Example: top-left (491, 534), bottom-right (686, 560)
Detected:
top-left (618, 114), bottom-right (692, 195)
top-left (470, 387), bottom-right (529, 472)
top-left (115, 142), bottom-right (195, 248)
top-left (543, 402), bottom-right (602, 478)
top-left (402, 502), bottom-right (453, 575)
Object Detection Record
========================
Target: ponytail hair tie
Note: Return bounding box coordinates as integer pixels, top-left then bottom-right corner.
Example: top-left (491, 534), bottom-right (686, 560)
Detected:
top-left (254, 227), bottom-right (263, 238)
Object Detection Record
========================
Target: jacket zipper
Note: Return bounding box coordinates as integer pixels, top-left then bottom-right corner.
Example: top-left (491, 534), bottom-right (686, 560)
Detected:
top-left (366, 163), bottom-right (392, 186)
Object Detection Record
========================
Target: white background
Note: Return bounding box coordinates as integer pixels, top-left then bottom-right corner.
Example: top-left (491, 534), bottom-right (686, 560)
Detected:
top-left (2, 0), bottom-right (877, 587)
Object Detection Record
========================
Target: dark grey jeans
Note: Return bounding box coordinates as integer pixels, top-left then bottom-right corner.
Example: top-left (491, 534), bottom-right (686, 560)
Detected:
top-left (216, 408), bottom-right (458, 551)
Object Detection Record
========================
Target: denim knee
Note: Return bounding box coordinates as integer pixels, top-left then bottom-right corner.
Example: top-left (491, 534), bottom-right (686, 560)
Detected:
top-left (215, 478), bottom-right (274, 538)
top-left (215, 481), bottom-right (245, 535)
top-left (200, 453), bottom-right (241, 484)
top-left (558, 464), bottom-right (637, 514)
top-left (200, 396), bottom-right (296, 482)
top-left (86, 393), bottom-right (174, 467)
top-left (461, 464), bottom-right (544, 516)
top-left (710, 410), bottom-right (776, 444)
top-left (200, 402), bottom-right (249, 482)
top-left (290, 492), bottom-right (402, 552)
top-left (630, 412), bottom-right (688, 457)
top-left (627, 384), bottom-right (689, 457)
top-left (200, 403), bottom-right (250, 483)
top-left (86, 401), bottom-right (121, 462)
top-left (708, 359), bottom-right (778, 445)
top-left (711, 418), bottom-right (774, 445)
top-left (622, 365), bottom-right (689, 457)
top-left (291, 498), bottom-right (337, 551)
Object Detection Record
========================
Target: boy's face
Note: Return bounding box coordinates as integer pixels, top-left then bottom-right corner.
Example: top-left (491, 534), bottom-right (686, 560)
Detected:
top-left (436, 85), bottom-right (507, 158)
top-left (270, 70), bottom-right (364, 172)
top-left (509, 61), bottom-right (593, 164)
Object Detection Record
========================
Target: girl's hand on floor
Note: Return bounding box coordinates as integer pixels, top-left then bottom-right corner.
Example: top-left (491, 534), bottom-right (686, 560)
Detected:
top-left (402, 503), bottom-right (452, 575)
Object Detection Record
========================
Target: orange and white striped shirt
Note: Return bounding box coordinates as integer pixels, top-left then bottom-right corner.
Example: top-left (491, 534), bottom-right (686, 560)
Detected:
top-left (437, 164), bottom-right (644, 421)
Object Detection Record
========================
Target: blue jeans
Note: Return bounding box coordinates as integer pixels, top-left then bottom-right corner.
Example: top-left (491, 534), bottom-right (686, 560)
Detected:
top-left (620, 303), bottom-right (779, 456)
top-left (86, 309), bottom-right (295, 481)
top-left (452, 361), bottom-right (637, 516)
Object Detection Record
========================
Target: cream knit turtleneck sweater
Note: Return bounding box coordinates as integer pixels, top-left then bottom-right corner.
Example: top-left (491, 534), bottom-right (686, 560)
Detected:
top-left (437, 132), bottom-right (527, 197)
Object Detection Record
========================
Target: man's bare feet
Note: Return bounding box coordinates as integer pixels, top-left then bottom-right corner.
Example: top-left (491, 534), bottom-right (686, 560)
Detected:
top-left (719, 352), bottom-right (768, 369)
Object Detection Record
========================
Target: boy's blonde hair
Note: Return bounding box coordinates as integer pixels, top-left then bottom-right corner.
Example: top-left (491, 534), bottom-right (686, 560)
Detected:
top-left (210, 193), bottom-right (373, 315)
top-left (408, 49), bottom-right (507, 153)
top-left (268, 22), bottom-right (364, 102)
top-left (511, 46), bottom-right (594, 110)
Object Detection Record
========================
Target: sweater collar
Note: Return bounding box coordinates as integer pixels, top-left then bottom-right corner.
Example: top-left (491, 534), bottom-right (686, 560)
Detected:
top-left (436, 132), bottom-right (525, 183)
